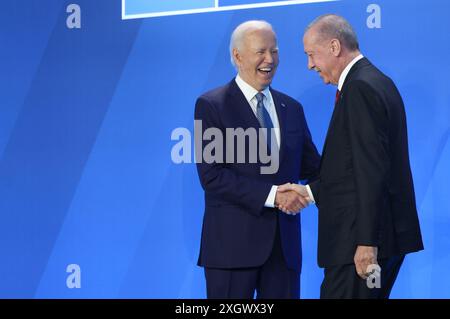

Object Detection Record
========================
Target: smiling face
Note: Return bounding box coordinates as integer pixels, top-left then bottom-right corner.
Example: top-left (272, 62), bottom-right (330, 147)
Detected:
top-left (233, 27), bottom-right (279, 91)
top-left (303, 26), bottom-right (340, 85)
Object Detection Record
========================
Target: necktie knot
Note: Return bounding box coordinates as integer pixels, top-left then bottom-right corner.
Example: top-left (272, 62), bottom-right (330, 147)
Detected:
top-left (255, 92), bottom-right (265, 105)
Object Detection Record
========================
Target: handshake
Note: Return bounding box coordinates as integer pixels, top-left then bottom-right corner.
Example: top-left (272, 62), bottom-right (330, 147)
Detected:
top-left (275, 183), bottom-right (313, 215)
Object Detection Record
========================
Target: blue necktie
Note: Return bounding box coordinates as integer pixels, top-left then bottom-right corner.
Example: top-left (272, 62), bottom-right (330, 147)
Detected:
top-left (255, 92), bottom-right (276, 153)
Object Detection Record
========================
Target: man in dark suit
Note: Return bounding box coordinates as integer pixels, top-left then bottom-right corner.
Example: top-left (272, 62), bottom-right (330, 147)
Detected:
top-left (195, 20), bottom-right (320, 299)
top-left (280, 14), bottom-right (423, 298)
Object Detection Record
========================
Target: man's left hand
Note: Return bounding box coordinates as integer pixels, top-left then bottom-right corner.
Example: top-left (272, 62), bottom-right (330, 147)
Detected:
top-left (354, 245), bottom-right (378, 279)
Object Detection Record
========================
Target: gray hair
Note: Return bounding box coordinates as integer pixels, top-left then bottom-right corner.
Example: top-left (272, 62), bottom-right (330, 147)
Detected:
top-left (306, 14), bottom-right (359, 51)
top-left (229, 20), bottom-right (276, 68)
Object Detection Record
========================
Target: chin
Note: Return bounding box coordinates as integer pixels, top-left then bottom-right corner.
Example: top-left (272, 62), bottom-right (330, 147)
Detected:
top-left (259, 81), bottom-right (272, 89)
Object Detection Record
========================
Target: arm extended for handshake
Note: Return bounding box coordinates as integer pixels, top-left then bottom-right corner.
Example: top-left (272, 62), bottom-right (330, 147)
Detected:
top-left (275, 183), bottom-right (313, 215)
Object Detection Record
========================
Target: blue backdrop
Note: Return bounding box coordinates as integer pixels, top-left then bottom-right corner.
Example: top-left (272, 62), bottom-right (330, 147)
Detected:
top-left (0, 0), bottom-right (449, 298)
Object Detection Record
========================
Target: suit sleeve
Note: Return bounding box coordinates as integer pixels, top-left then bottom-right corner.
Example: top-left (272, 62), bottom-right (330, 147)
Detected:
top-left (344, 80), bottom-right (390, 246)
top-left (195, 95), bottom-right (273, 216)
top-left (298, 104), bottom-right (321, 182)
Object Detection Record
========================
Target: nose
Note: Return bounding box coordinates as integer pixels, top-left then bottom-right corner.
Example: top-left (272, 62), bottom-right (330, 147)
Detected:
top-left (307, 56), bottom-right (314, 70)
top-left (264, 51), bottom-right (274, 64)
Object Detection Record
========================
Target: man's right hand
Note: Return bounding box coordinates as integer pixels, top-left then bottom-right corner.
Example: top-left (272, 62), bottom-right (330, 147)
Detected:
top-left (275, 187), bottom-right (310, 215)
top-left (278, 183), bottom-right (311, 200)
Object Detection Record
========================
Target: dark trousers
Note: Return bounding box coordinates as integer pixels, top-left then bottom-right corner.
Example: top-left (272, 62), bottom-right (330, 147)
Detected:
top-left (320, 254), bottom-right (405, 299)
top-left (204, 221), bottom-right (300, 299)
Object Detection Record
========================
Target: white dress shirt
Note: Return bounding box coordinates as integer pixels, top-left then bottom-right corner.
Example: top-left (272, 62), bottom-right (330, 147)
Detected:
top-left (235, 75), bottom-right (280, 208)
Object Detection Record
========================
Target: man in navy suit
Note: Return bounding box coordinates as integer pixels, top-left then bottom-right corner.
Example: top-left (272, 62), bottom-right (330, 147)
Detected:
top-left (194, 20), bottom-right (320, 299)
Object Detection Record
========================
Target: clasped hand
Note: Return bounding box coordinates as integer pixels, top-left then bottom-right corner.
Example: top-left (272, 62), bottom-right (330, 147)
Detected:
top-left (275, 183), bottom-right (312, 215)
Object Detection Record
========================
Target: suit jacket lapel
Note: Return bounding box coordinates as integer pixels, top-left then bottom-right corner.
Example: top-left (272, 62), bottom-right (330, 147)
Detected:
top-left (319, 57), bottom-right (371, 169)
top-left (270, 88), bottom-right (287, 163)
top-left (320, 99), bottom-right (339, 169)
top-left (227, 80), bottom-right (261, 129)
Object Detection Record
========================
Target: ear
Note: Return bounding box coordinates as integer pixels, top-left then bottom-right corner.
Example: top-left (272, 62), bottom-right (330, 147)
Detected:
top-left (330, 39), bottom-right (341, 57)
top-left (232, 48), bottom-right (241, 67)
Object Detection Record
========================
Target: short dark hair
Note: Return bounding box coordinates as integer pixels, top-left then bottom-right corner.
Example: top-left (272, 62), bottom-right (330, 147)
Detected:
top-left (306, 14), bottom-right (359, 51)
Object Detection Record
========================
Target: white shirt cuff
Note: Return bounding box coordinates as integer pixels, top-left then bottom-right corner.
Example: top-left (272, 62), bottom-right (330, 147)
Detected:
top-left (306, 184), bottom-right (316, 204)
top-left (265, 185), bottom-right (278, 208)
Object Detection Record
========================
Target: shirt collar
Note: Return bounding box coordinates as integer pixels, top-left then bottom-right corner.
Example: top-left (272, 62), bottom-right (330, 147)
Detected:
top-left (235, 74), bottom-right (271, 102)
top-left (338, 54), bottom-right (364, 91)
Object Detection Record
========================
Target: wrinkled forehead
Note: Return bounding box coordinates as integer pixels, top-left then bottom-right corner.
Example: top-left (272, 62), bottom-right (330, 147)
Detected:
top-left (305, 29), bottom-right (332, 54)
top-left (303, 25), bottom-right (321, 45)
